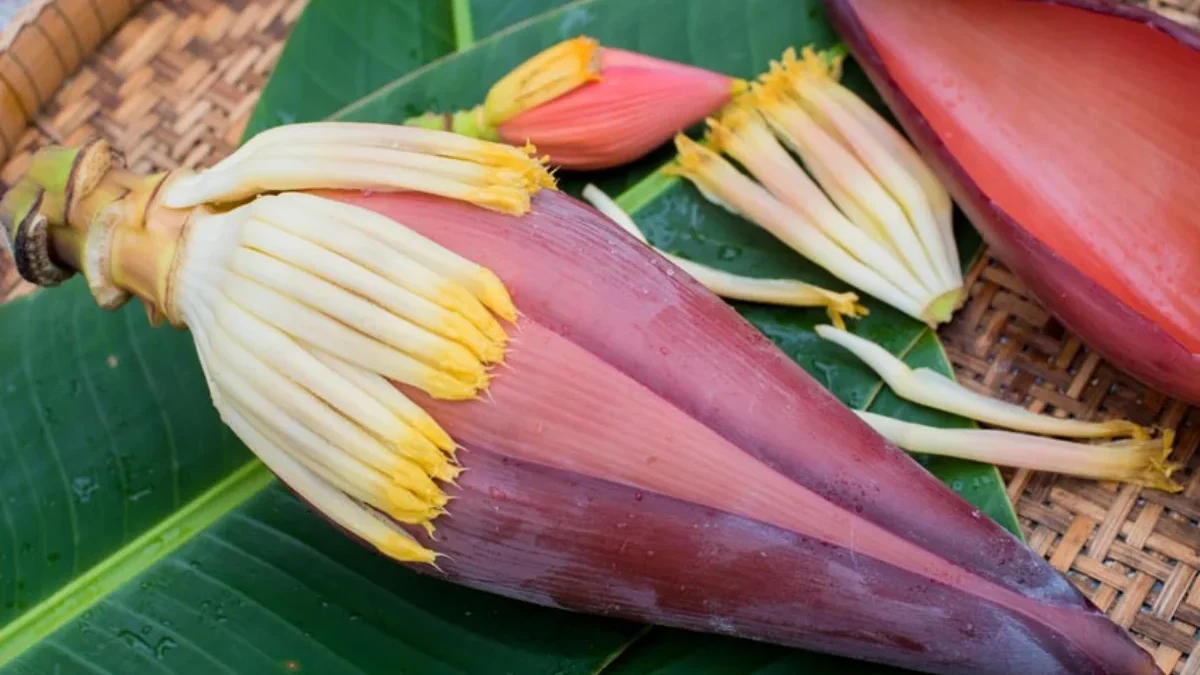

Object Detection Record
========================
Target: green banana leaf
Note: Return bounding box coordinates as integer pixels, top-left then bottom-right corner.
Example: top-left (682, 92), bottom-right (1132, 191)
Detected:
top-left (0, 0), bottom-right (1022, 672)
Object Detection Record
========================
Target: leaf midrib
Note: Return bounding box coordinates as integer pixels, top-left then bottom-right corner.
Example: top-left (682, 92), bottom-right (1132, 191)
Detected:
top-left (0, 462), bottom-right (273, 667)
top-left (332, 0), bottom-right (597, 121)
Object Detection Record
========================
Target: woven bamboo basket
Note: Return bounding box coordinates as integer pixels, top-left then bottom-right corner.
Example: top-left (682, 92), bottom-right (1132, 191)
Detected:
top-left (0, 0), bottom-right (1196, 672)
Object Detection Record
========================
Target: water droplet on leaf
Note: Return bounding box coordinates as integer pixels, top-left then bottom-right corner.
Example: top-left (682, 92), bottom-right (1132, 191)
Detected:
top-left (72, 476), bottom-right (99, 503)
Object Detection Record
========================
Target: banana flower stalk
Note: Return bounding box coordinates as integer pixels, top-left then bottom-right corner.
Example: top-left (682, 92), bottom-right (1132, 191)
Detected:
top-left (1, 122), bottom-right (1156, 675)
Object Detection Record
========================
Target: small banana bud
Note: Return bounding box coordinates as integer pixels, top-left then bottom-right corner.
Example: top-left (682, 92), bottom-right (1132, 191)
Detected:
top-left (407, 36), bottom-right (745, 170)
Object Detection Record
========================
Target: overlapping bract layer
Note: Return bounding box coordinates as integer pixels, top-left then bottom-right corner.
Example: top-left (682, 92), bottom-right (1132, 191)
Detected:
top-left (335, 188), bottom-right (1158, 675)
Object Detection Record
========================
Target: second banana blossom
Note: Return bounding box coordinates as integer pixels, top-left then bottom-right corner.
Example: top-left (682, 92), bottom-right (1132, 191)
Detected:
top-left (406, 36), bottom-right (745, 170)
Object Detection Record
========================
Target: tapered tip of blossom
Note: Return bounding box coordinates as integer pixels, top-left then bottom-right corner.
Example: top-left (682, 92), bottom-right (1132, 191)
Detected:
top-left (483, 35), bottom-right (603, 126)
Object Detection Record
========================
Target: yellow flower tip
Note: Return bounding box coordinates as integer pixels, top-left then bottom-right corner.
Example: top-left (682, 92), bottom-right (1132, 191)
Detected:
top-left (421, 519), bottom-right (439, 538)
top-left (386, 480), bottom-right (440, 512)
top-left (1130, 425), bottom-right (1151, 442)
top-left (703, 118), bottom-right (731, 155)
top-left (797, 44), bottom-right (844, 81)
top-left (432, 344), bottom-right (489, 382)
top-left (729, 77), bottom-right (750, 96)
top-left (1146, 448), bottom-right (1185, 493)
top-left (417, 424), bottom-right (455, 455)
top-left (828, 309), bottom-right (847, 331)
top-left (569, 34), bottom-right (603, 67)
top-left (427, 488), bottom-right (451, 509)
top-left (476, 268), bottom-right (518, 323)
top-left (754, 45), bottom-right (842, 104)
top-left (473, 369), bottom-right (493, 393)
top-left (516, 140), bottom-right (558, 191)
top-left (471, 186), bottom-right (532, 216)
top-left (1145, 464), bottom-right (1185, 493)
top-left (424, 373), bottom-right (485, 401)
top-left (474, 337), bottom-right (505, 364)
top-left (825, 294), bottom-right (868, 330)
top-left (669, 133), bottom-right (718, 178)
top-left (474, 317), bottom-right (508, 346)
top-left (707, 99), bottom-right (757, 149)
top-left (749, 75), bottom-right (792, 113)
top-left (1115, 429), bottom-right (1183, 493)
top-left (483, 35), bottom-right (603, 125)
top-left (379, 531), bottom-right (438, 564)
top-left (435, 462), bottom-right (463, 485)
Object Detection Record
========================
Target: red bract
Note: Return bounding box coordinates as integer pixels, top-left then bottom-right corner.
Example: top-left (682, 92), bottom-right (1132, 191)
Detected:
top-left (825, 0), bottom-right (1200, 403)
top-left (329, 188), bottom-right (1157, 675)
top-left (496, 47), bottom-right (740, 170)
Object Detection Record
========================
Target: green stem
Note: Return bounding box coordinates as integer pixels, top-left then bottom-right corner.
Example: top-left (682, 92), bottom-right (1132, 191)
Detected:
top-left (451, 0), bottom-right (475, 50)
top-left (614, 167), bottom-right (682, 215)
top-left (403, 106), bottom-right (498, 140)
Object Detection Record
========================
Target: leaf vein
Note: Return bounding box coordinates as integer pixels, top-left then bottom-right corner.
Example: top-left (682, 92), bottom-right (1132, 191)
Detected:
top-left (20, 297), bottom-right (80, 576)
top-left (121, 310), bottom-right (182, 508)
top-left (179, 539), bottom-right (374, 675)
top-left (72, 299), bottom-right (129, 541)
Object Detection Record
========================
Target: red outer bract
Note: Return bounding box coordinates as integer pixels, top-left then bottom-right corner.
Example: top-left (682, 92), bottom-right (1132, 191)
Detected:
top-left (824, 0), bottom-right (1200, 404)
top-left (321, 188), bottom-right (1156, 675)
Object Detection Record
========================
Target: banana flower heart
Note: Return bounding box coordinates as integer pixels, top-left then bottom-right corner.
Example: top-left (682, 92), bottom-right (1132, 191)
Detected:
top-left (0, 122), bottom-right (1157, 675)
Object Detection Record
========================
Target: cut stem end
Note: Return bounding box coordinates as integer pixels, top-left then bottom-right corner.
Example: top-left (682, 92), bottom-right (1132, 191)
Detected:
top-left (921, 287), bottom-right (961, 325)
